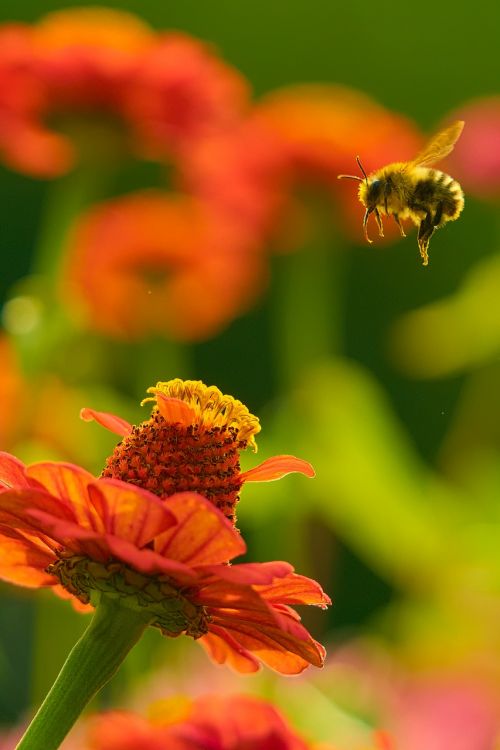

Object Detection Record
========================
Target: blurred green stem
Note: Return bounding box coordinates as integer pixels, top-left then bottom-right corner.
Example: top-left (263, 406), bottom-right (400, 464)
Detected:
top-left (16, 596), bottom-right (151, 750)
top-left (33, 164), bottom-right (108, 281)
top-left (272, 217), bottom-right (341, 387)
top-left (266, 212), bottom-right (342, 577)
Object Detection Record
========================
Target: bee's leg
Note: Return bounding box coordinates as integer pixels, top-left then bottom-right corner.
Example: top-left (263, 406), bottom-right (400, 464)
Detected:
top-left (383, 182), bottom-right (391, 214)
top-left (393, 213), bottom-right (406, 237)
top-left (417, 212), bottom-right (435, 266)
top-left (374, 208), bottom-right (384, 237)
top-left (433, 201), bottom-right (444, 227)
top-left (363, 207), bottom-right (374, 244)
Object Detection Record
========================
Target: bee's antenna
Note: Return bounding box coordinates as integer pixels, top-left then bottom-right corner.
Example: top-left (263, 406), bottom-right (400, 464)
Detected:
top-left (356, 156), bottom-right (369, 184)
top-left (337, 174), bottom-right (363, 182)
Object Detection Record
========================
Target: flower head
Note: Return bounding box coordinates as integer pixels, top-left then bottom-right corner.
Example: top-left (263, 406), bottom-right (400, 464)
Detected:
top-left (121, 32), bottom-right (250, 159)
top-left (0, 451), bottom-right (328, 673)
top-left (0, 379), bottom-right (326, 674)
top-left (82, 378), bottom-right (314, 525)
top-left (86, 694), bottom-right (310, 750)
top-left (62, 191), bottom-right (267, 342)
top-left (0, 10), bottom-right (250, 177)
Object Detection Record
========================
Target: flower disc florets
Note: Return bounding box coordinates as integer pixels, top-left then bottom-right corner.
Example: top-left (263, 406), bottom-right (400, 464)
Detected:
top-left (101, 379), bottom-right (261, 524)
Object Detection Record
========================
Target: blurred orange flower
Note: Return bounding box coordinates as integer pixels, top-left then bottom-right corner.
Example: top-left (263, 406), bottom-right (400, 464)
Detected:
top-left (445, 96), bottom-right (500, 200)
top-left (180, 116), bottom-right (291, 247)
top-left (86, 694), bottom-right (310, 750)
top-left (122, 32), bottom-right (249, 159)
top-left (0, 24), bottom-right (72, 176)
top-left (82, 378), bottom-right (315, 525)
top-left (253, 84), bottom-right (423, 244)
top-left (0, 9), bottom-right (249, 177)
top-left (62, 191), bottom-right (268, 341)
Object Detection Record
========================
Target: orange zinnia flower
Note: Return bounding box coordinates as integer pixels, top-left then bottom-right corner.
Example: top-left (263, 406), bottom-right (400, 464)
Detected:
top-left (0, 9), bottom-right (154, 177)
top-left (82, 378), bottom-right (315, 525)
top-left (62, 191), bottom-right (268, 342)
top-left (86, 694), bottom-right (310, 750)
top-left (0, 463), bottom-right (327, 673)
top-left (0, 379), bottom-right (327, 674)
top-left (0, 9), bottom-right (249, 177)
top-left (121, 32), bottom-right (250, 159)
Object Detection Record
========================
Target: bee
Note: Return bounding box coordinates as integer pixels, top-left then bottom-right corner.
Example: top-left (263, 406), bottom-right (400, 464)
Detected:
top-left (338, 120), bottom-right (465, 265)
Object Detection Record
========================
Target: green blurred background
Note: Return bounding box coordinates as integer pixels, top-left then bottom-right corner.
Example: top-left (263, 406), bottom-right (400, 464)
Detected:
top-left (1, 1), bottom-right (499, 746)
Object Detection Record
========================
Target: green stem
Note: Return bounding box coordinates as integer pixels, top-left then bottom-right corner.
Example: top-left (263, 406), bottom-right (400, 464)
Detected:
top-left (16, 596), bottom-right (151, 750)
top-left (272, 217), bottom-right (342, 388)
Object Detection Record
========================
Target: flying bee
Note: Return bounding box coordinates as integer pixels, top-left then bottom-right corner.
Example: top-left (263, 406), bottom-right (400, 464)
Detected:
top-left (338, 120), bottom-right (465, 265)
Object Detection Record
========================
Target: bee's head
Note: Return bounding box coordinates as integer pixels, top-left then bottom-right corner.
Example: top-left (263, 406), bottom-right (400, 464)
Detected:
top-left (358, 178), bottom-right (383, 209)
top-left (337, 157), bottom-right (384, 244)
top-left (338, 157), bottom-right (379, 206)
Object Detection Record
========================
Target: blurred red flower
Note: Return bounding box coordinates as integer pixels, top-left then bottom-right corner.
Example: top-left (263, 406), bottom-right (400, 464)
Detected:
top-left (86, 694), bottom-right (310, 750)
top-left (445, 96), bottom-right (500, 200)
top-left (181, 116), bottom-right (291, 247)
top-left (62, 191), bottom-right (268, 342)
top-left (0, 9), bottom-right (250, 177)
top-left (122, 32), bottom-right (250, 160)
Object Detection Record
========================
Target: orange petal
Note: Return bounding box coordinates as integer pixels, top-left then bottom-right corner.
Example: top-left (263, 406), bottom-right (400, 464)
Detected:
top-left (80, 407), bottom-right (132, 436)
top-left (24, 510), bottom-right (109, 560)
top-left (155, 393), bottom-right (197, 426)
top-left (103, 534), bottom-right (197, 581)
top-left (0, 488), bottom-right (77, 533)
top-left (212, 618), bottom-right (324, 674)
top-left (256, 572), bottom-right (331, 608)
top-left (87, 479), bottom-right (177, 547)
top-left (27, 462), bottom-right (102, 532)
top-left (155, 492), bottom-right (246, 565)
top-left (0, 529), bottom-right (56, 588)
top-left (0, 452), bottom-right (30, 490)
top-left (200, 626), bottom-right (260, 673)
top-left (194, 580), bottom-right (274, 615)
top-left (199, 561), bottom-right (294, 585)
top-left (241, 455), bottom-right (315, 483)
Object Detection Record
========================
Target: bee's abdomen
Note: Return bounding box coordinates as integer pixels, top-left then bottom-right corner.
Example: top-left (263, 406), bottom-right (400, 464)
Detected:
top-left (411, 170), bottom-right (464, 224)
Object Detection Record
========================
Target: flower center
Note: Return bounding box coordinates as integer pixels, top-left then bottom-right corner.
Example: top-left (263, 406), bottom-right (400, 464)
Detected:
top-left (101, 379), bottom-right (261, 524)
top-left (48, 553), bottom-right (209, 638)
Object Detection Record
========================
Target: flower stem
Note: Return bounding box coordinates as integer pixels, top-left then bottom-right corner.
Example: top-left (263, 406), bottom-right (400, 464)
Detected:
top-left (272, 213), bottom-right (341, 388)
top-left (15, 596), bottom-right (152, 750)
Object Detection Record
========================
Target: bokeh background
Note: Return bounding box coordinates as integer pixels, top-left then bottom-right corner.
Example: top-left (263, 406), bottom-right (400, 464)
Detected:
top-left (1, 1), bottom-right (500, 748)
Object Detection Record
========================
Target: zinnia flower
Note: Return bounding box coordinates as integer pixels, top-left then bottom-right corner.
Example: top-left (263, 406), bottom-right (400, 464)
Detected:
top-left (63, 191), bottom-right (268, 342)
top-left (0, 9), bottom-right (250, 177)
top-left (121, 32), bottom-right (250, 159)
top-left (0, 379), bottom-right (327, 674)
top-left (86, 694), bottom-right (310, 750)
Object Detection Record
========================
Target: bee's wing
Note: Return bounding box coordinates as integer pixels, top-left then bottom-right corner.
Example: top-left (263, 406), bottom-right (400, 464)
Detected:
top-left (410, 120), bottom-right (464, 167)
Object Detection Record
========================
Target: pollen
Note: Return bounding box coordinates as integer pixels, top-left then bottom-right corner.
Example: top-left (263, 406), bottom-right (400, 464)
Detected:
top-left (101, 379), bottom-right (261, 524)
